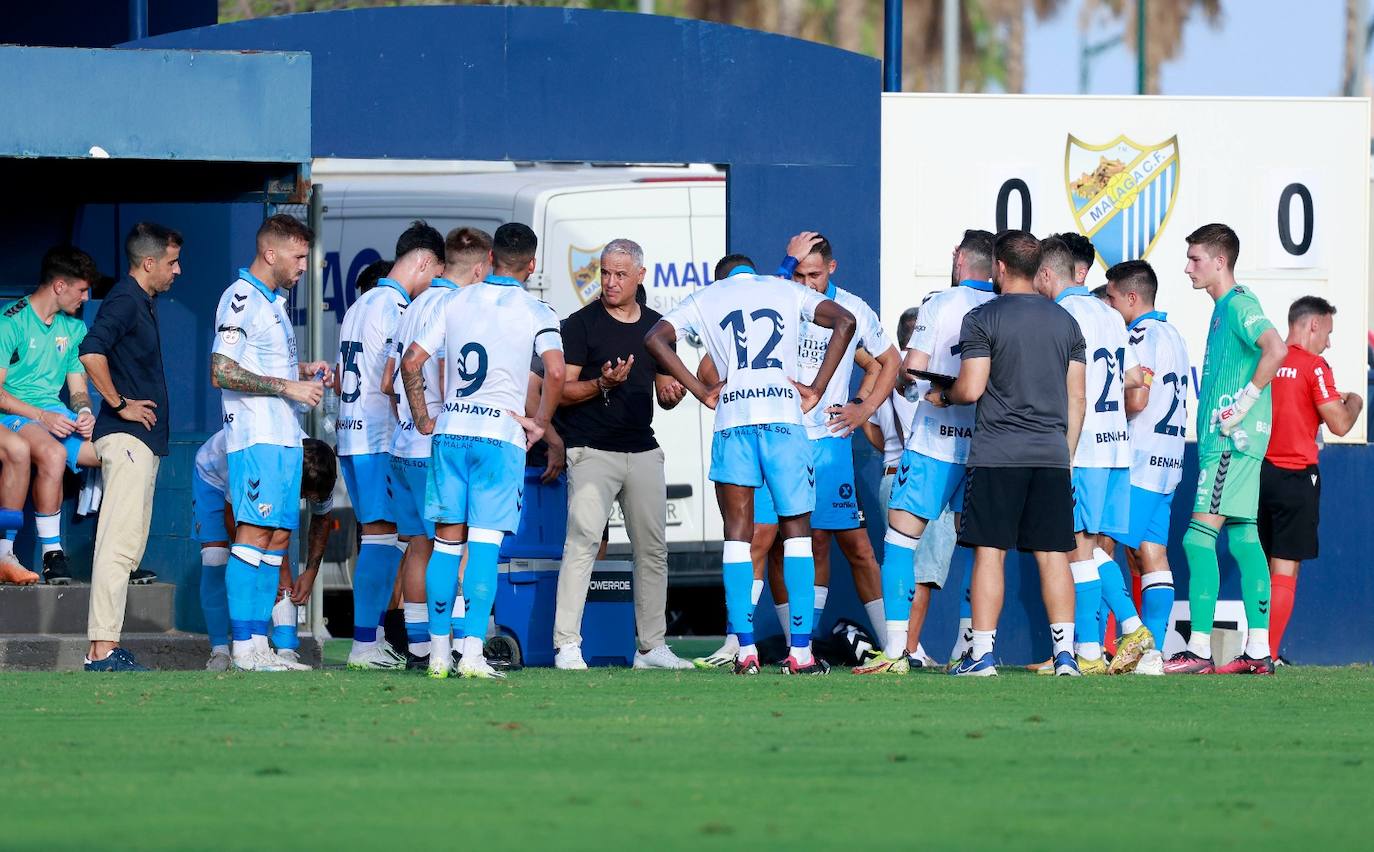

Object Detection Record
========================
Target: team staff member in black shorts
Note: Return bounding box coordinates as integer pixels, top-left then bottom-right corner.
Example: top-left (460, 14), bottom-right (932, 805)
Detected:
top-left (927, 231), bottom-right (1086, 677)
top-left (1260, 296), bottom-right (1363, 663)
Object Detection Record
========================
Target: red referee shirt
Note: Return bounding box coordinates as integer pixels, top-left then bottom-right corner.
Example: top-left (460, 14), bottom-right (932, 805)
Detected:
top-left (1265, 343), bottom-right (1340, 470)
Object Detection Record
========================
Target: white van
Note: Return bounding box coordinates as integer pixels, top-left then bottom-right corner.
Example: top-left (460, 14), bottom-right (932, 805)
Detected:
top-left (308, 160), bottom-right (727, 584)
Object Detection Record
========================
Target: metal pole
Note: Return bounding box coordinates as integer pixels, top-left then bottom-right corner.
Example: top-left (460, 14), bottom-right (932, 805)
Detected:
top-left (638, 0), bottom-right (655, 14)
top-left (128, 0), bottom-right (148, 41)
top-left (1136, 0), bottom-right (1147, 95)
top-left (884, 0), bottom-right (902, 92)
top-left (305, 184), bottom-right (328, 642)
top-left (942, 0), bottom-right (959, 92)
top-left (1357, 0), bottom-right (1369, 96)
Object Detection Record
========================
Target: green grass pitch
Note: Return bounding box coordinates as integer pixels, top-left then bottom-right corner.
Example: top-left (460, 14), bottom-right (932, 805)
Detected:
top-left (3, 640), bottom-right (1372, 850)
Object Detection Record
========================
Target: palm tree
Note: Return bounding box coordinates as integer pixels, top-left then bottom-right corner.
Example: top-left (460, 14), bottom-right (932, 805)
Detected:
top-left (1083, 0), bottom-right (1222, 94)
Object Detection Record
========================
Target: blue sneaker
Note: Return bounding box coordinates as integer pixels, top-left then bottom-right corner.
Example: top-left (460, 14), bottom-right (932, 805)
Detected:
top-left (949, 650), bottom-right (997, 677)
top-left (84, 648), bottom-right (149, 672)
top-left (1053, 651), bottom-right (1081, 676)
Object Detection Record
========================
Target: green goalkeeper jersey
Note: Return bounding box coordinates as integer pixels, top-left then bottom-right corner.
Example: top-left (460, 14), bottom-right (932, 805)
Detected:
top-left (1196, 285), bottom-right (1273, 460)
top-left (0, 297), bottom-right (87, 411)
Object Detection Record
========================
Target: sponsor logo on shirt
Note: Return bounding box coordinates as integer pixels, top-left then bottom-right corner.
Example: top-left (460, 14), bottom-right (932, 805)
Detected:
top-left (443, 401), bottom-right (503, 418)
top-left (1096, 429), bottom-right (1128, 444)
top-left (720, 386), bottom-right (795, 406)
top-left (1149, 455), bottom-right (1183, 469)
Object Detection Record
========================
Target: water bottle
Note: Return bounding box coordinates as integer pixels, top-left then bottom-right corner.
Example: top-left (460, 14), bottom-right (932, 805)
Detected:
top-left (316, 368), bottom-right (338, 434)
top-left (1230, 428), bottom-right (1250, 454)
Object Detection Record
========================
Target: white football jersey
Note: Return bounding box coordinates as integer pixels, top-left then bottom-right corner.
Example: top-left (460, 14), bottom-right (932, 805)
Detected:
top-left (1058, 288), bottom-right (1136, 469)
top-left (413, 276), bottom-right (562, 448)
top-left (796, 284), bottom-right (892, 440)
top-left (335, 279), bottom-right (410, 456)
top-left (195, 427), bottom-right (331, 514)
top-left (212, 270), bottom-right (304, 452)
top-left (661, 271), bottom-right (826, 432)
top-left (868, 388), bottom-right (918, 468)
top-left (904, 280), bottom-right (996, 464)
top-left (390, 278), bottom-right (457, 459)
top-left (1126, 312), bottom-right (1190, 493)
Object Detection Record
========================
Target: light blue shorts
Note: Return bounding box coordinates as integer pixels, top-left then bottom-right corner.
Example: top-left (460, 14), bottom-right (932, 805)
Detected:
top-left (191, 470), bottom-right (230, 544)
top-left (888, 450), bottom-right (966, 521)
top-left (340, 452), bottom-right (395, 525)
top-left (2, 406), bottom-right (83, 473)
top-left (1116, 485), bottom-right (1174, 549)
top-left (425, 434), bottom-right (524, 533)
top-left (227, 444), bottom-right (303, 531)
top-left (1071, 466), bottom-right (1131, 537)
top-left (389, 455), bottom-right (434, 539)
top-left (710, 423), bottom-right (814, 520)
top-left (756, 436), bottom-right (861, 529)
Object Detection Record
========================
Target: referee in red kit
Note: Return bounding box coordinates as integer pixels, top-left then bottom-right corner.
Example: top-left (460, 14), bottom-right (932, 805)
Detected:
top-left (1260, 296), bottom-right (1363, 663)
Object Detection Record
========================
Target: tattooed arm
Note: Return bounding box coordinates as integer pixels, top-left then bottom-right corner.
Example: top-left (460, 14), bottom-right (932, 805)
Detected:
top-left (400, 343), bottom-right (433, 435)
top-left (211, 353), bottom-right (322, 408)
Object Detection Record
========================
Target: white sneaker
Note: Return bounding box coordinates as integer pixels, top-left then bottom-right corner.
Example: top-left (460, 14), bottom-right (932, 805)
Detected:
top-left (274, 649), bottom-right (312, 671)
top-left (233, 649), bottom-right (290, 672)
top-left (554, 645), bottom-right (588, 670)
top-left (205, 650), bottom-right (232, 672)
top-left (347, 642), bottom-right (405, 670)
top-left (692, 636), bottom-right (739, 669)
top-left (427, 656), bottom-right (452, 680)
top-left (458, 655), bottom-right (507, 679)
top-left (634, 644), bottom-right (694, 670)
top-left (1134, 648), bottom-right (1165, 676)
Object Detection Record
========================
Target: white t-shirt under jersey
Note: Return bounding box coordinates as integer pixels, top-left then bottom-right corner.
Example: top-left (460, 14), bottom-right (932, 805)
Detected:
top-left (660, 270), bottom-right (826, 432)
top-left (869, 388), bottom-right (918, 468)
top-left (211, 269), bottom-right (304, 452)
top-left (335, 278), bottom-right (410, 456)
top-left (390, 278), bottom-right (457, 460)
top-left (903, 280), bottom-right (996, 464)
top-left (1057, 287), bottom-right (1136, 469)
top-left (796, 283), bottom-right (892, 440)
top-left (412, 275), bottom-right (562, 449)
top-left (1126, 311), bottom-right (1190, 494)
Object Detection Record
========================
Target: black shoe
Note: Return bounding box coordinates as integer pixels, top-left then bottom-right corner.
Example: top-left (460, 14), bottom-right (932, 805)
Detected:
top-left (404, 650), bottom-right (430, 671)
top-left (128, 568), bottom-right (157, 585)
top-left (42, 551), bottom-right (72, 585)
top-left (1275, 655), bottom-right (1293, 668)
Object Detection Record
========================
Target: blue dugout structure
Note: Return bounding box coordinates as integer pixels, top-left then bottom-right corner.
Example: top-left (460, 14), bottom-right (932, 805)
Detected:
top-left (9, 5), bottom-right (1369, 663)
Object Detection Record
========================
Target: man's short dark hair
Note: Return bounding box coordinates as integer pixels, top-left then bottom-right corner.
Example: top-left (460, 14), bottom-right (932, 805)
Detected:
top-left (1288, 295), bottom-right (1336, 326)
top-left (714, 253), bottom-right (756, 280)
top-left (1091, 284), bottom-right (1109, 301)
top-left (957, 229), bottom-right (995, 279)
top-left (356, 259), bottom-right (393, 295)
top-left (124, 222), bottom-right (183, 269)
top-left (994, 230), bottom-right (1041, 280)
top-left (1037, 236), bottom-right (1076, 283)
top-left (1186, 223), bottom-right (1240, 270)
top-left (1105, 259), bottom-right (1158, 304)
top-left (396, 220), bottom-right (444, 261)
top-left (445, 226), bottom-right (493, 268)
top-left (40, 245), bottom-right (100, 286)
top-left (897, 306), bottom-right (920, 350)
top-left (302, 438), bottom-right (337, 501)
top-left (492, 223), bottom-right (538, 272)
top-left (807, 235), bottom-right (834, 262)
top-left (257, 213), bottom-right (314, 247)
top-left (1053, 232), bottom-right (1096, 271)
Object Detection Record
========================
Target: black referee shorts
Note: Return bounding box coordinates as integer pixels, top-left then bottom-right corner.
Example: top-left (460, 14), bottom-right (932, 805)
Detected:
top-left (1258, 459), bottom-right (1320, 561)
top-left (959, 466), bottom-right (1076, 553)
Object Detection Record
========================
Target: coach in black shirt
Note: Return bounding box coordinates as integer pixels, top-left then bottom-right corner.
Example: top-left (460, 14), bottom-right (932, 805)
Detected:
top-left (927, 230), bottom-right (1086, 676)
top-left (77, 222), bottom-right (180, 671)
top-left (551, 239), bottom-right (692, 670)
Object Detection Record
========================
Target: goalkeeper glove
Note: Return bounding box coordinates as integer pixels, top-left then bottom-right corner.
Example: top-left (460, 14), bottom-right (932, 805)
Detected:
top-left (1216, 382), bottom-right (1261, 436)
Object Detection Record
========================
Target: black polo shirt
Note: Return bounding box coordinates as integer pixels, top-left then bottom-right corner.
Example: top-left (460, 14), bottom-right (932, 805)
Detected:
top-left (77, 276), bottom-right (169, 456)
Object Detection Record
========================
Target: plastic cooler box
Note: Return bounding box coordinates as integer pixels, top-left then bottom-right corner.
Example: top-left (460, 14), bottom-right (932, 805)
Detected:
top-left (493, 468), bottom-right (636, 666)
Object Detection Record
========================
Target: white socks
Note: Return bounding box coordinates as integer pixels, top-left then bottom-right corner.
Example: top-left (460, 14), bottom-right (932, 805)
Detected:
top-left (1121, 615), bottom-right (1144, 634)
top-left (1077, 641), bottom-right (1103, 661)
top-left (750, 579), bottom-right (764, 606)
top-left (971, 629), bottom-right (996, 659)
top-left (1188, 631), bottom-right (1212, 658)
top-left (774, 603), bottom-right (790, 644)
top-left (950, 618), bottom-right (973, 660)
top-left (36, 512), bottom-right (61, 555)
top-left (1245, 627), bottom-right (1270, 659)
top-left (884, 620), bottom-right (909, 661)
top-left (1050, 621), bottom-right (1074, 658)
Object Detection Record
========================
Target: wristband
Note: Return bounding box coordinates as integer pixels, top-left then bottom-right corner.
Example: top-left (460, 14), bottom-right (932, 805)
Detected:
top-left (849, 396), bottom-right (865, 407)
top-left (77, 407), bottom-right (93, 416)
top-left (109, 397), bottom-right (128, 413)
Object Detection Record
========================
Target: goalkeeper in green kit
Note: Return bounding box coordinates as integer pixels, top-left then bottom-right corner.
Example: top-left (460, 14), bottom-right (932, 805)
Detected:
top-left (1166, 224), bottom-right (1288, 675)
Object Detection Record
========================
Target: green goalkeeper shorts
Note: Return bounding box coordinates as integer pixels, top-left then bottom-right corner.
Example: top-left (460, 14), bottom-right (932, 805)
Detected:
top-left (1192, 450), bottom-right (1261, 520)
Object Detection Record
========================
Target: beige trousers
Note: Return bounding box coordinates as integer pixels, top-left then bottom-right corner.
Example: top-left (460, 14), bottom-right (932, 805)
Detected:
top-left (87, 433), bottom-right (160, 642)
top-left (553, 446), bottom-right (668, 651)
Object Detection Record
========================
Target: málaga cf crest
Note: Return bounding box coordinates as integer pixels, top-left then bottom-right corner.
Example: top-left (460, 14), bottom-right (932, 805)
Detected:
top-left (568, 244), bottom-right (604, 306)
top-left (1064, 135), bottom-right (1179, 268)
